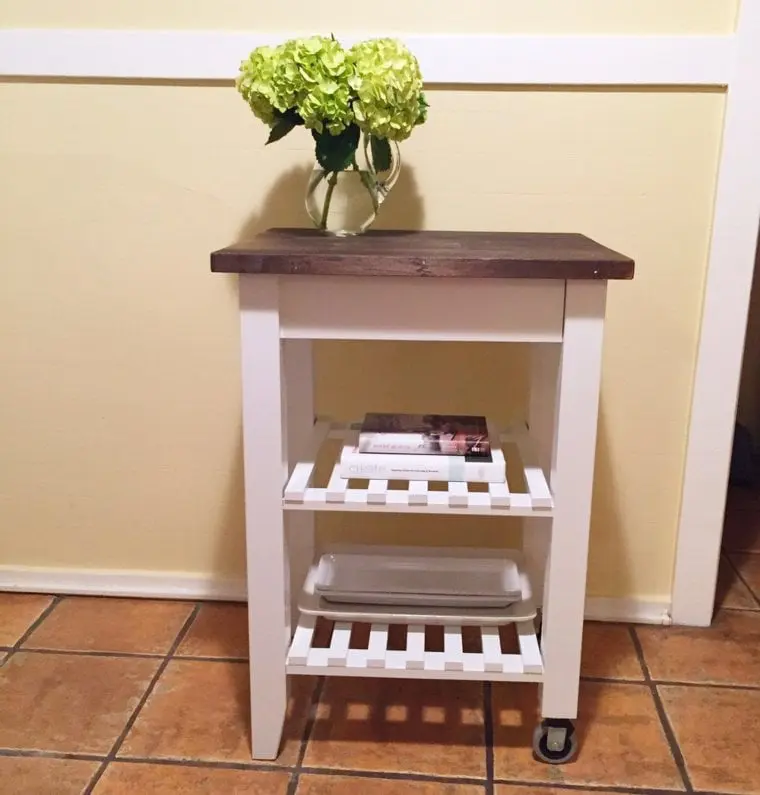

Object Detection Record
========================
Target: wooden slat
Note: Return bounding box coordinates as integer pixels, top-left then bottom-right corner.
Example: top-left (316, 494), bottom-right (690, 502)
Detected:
top-left (516, 621), bottom-right (543, 674)
top-left (448, 481), bottom-right (469, 507)
top-left (288, 616), bottom-right (316, 666)
top-left (283, 462), bottom-right (315, 503)
top-left (486, 420), bottom-right (510, 508)
top-left (327, 622), bottom-right (352, 667)
top-left (367, 623), bottom-right (389, 668)
top-left (406, 624), bottom-right (426, 670)
top-left (443, 626), bottom-right (464, 671)
top-left (408, 480), bottom-right (429, 505)
top-left (283, 419), bottom-right (331, 502)
top-left (514, 426), bottom-right (553, 509)
top-left (480, 626), bottom-right (504, 673)
top-left (367, 479), bottom-right (388, 505)
top-left (326, 464), bottom-right (350, 503)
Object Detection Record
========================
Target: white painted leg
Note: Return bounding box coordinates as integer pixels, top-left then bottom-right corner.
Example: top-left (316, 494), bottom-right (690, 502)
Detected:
top-left (282, 339), bottom-right (315, 630)
top-left (240, 274), bottom-right (289, 760)
top-left (540, 282), bottom-right (607, 721)
top-left (523, 342), bottom-right (561, 610)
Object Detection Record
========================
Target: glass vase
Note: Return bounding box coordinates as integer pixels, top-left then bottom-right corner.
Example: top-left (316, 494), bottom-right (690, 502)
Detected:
top-left (305, 136), bottom-right (401, 236)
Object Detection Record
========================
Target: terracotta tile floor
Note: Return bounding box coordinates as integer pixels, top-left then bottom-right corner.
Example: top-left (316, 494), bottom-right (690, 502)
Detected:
top-left (1, 489), bottom-right (759, 794)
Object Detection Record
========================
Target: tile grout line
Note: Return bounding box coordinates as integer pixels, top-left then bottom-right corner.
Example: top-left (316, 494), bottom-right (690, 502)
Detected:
top-left (628, 626), bottom-right (693, 793)
top-left (580, 674), bottom-right (760, 692)
top-left (0, 748), bottom-right (105, 762)
top-left (492, 778), bottom-right (712, 794)
top-left (81, 602), bottom-right (202, 795)
top-left (288, 675), bottom-right (326, 795)
top-left (483, 682), bottom-right (494, 795)
top-left (17, 647), bottom-right (166, 661)
top-left (297, 766), bottom-right (488, 787)
top-left (4, 595), bottom-right (62, 664)
top-left (723, 552), bottom-right (760, 609)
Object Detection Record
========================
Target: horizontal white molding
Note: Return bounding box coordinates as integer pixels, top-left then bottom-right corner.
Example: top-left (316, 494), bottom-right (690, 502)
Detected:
top-left (0, 29), bottom-right (735, 85)
top-left (585, 596), bottom-right (672, 625)
top-left (0, 565), bottom-right (671, 623)
top-left (0, 565), bottom-right (247, 602)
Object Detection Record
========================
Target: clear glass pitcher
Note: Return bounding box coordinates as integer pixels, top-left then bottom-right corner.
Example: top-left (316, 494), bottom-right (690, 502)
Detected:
top-left (305, 136), bottom-right (401, 236)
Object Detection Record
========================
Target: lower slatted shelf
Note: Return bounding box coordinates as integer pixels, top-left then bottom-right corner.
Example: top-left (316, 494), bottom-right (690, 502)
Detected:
top-left (286, 616), bottom-right (544, 682)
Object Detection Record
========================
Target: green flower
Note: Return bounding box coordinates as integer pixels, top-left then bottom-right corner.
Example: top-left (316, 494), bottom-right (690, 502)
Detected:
top-left (290, 36), bottom-right (355, 135)
top-left (349, 38), bottom-right (425, 141)
top-left (236, 45), bottom-right (280, 125)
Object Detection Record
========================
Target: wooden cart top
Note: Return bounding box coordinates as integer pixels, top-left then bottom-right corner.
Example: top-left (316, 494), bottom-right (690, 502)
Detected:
top-left (211, 228), bottom-right (634, 280)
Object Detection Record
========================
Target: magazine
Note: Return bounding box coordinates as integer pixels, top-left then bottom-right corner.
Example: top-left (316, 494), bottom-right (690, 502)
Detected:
top-left (358, 413), bottom-right (491, 457)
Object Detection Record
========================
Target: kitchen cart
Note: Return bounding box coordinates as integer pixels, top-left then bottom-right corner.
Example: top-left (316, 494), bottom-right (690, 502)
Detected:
top-left (211, 228), bottom-right (634, 764)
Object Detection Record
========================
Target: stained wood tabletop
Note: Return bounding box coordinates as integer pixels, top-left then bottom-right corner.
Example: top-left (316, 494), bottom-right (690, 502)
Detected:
top-left (211, 228), bottom-right (634, 280)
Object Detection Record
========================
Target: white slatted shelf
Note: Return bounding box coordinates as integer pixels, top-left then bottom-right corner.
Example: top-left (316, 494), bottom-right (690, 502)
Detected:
top-left (286, 617), bottom-right (544, 682)
top-left (282, 418), bottom-right (554, 517)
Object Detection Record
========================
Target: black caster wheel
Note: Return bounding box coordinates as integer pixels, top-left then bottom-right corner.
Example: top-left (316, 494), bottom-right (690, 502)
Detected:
top-left (532, 719), bottom-right (578, 764)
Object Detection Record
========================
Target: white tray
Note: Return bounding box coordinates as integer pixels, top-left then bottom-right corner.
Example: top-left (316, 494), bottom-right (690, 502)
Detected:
top-left (299, 546), bottom-right (536, 625)
top-left (314, 546), bottom-right (522, 608)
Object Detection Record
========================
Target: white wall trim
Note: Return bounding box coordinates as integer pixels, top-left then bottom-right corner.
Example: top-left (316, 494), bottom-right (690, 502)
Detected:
top-left (0, 29), bottom-right (735, 85)
top-left (672, 1), bottom-right (760, 626)
top-left (0, 565), bottom-right (670, 623)
top-left (0, 566), bottom-right (247, 602)
top-left (584, 597), bottom-right (672, 626)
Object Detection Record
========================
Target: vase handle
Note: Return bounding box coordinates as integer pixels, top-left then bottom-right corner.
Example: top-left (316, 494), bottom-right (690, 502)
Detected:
top-left (378, 142), bottom-right (401, 200)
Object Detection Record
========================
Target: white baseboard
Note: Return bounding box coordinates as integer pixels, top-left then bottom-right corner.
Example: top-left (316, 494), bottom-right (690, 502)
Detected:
top-left (0, 566), bottom-right (672, 624)
top-left (0, 566), bottom-right (247, 602)
top-left (584, 596), bottom-right (672, 625)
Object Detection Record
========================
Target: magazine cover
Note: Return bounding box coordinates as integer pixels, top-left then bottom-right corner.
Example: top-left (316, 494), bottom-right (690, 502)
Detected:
top-left (358, 413), bottom-right (491, 457)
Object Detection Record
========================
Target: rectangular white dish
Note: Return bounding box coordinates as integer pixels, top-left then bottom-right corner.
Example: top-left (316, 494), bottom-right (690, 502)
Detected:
top-left (314, 547), bottom-right (521, 607)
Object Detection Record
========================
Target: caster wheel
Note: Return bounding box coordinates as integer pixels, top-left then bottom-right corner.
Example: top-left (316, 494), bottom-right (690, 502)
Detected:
top-left (532, 719), bottom-right (578, 765)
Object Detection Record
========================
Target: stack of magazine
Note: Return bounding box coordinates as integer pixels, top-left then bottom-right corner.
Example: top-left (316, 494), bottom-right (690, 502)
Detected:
top-left (339, 412), bottom-right (507, 483)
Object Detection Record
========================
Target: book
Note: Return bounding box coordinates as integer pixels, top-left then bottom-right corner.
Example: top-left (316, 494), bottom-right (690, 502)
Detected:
top-left (339, 444), bottom-right (506, 483)
top-left (357, 413), bottom-right (491, 457)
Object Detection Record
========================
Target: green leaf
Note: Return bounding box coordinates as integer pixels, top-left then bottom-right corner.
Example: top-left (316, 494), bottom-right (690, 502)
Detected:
top-left (267, 116), bottom-right (297, 144)
top-left (369, 135), bottom-right (392, 172)
top-left (265, 108), bottom-right (304, 145)
top-left (312, 123), bottom-right (361, 172)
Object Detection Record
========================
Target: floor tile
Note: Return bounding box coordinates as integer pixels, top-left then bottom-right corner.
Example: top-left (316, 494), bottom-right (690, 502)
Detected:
top-left (636, 609), bottom-right (760, 685)
top-left (0, 756), bottom-right (99, 795)
top-left (297, 774), bottom-right (484, 794)
top-left (580, 622), bottom-right (644, 680)
top-left (715, 556), bottom-right (759, 610)
top-left (495, 788), bottom-right (620, 795)
top-left (303, 678), bottom-right (485, 778)
top-left (661, 685), bottom-right (760, 794)
top-left (728, 553), bottom-right (760, 597)
top-left (0, 652), bottom-right (159, 753)
top-left (491, 681), bottom-right (683, 790)
top-left (23, 596), bottom-right (194, 654)
top-left (0, 593), bottom-right (54, 645)
top-left (176, 602), bottom-right (248, 659)
top-left (120, 660), bottom-right (313, 765)
top-left (93, 761), bottom-right (290, 794)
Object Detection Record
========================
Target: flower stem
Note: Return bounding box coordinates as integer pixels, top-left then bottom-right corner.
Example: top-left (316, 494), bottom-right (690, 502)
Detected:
top-left (353, 156), bottom-right (379, 213)
top-left (320, 171), bottom-right (339, 230)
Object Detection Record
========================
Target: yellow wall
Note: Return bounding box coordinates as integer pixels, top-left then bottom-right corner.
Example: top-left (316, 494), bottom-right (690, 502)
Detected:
top-left (0, 2), bottom-right (734, 601)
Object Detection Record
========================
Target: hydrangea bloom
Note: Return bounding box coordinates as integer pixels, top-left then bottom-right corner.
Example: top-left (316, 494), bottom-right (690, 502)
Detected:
top-left (236, 45), bottom-right (281, 125)
top-left (349, 38), bottom-right (425, 141)
top-left (290, 37), bottom-right (356, 135)
top-left (236, 35), bottom-right (427, 156)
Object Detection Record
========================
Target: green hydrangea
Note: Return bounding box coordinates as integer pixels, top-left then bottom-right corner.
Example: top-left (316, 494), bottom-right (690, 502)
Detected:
top-left (349, 38), bottom-right (425, 141)
top-left (236, 45), bottom-right (280, 125)
top-left (290, 37), bottom-right (356, 135)
top-left (236, 35), bottom-right (428, 157)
